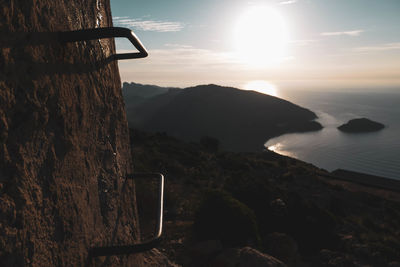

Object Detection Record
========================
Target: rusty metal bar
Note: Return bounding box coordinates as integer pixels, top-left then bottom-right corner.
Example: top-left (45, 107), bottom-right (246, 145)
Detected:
top-left (59, 27), bottom-right (148, 60)
top-left (90, 172), bottom-right (164, 256)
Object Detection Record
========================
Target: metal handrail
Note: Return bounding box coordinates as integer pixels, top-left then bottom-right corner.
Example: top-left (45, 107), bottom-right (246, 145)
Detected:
top-left (59, 27), bottom-right (148, 60)
top-left (90, 172), bottom-right (164, 256)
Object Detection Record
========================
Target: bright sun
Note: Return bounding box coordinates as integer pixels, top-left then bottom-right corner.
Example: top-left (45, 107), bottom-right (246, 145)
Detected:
top-left (234, 7), bottom-right (289, 67)
top-left (244, 80), bottom-right (278, 97)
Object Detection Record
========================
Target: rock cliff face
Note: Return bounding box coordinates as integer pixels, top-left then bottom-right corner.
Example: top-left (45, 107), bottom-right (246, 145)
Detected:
top-left (0, 1), bottom-right (143, 266)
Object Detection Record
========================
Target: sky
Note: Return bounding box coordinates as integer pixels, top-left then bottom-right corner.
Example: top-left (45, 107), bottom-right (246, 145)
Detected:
top-left (110, 0), bottom-right (400, 92)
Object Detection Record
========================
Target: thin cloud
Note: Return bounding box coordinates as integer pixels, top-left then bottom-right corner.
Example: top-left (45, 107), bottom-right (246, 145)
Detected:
top-left (355, 42), bottom-right (400, 52)
top-left (164, 43), bottom-right (193, 49)
top-left (117, 46), bottom-right (239, 69)
top-left (279, 0), bottom-right (298, 5)
top-left (321, 30), bottom-right (364, 37)
top-left (113, 17), bottom-right (184, 32)
top-left (117, 45), bottom-right (254, 87)
top-left (290, 39), bottom-right (319, 46)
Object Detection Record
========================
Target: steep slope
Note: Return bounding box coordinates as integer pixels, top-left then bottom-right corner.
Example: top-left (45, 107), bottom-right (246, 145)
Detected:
top-left (130, 84), bottom-right (322, 152)
top-left (130, 128), bottom-right (400, 266)
top-left (0, 1), bottom-right (144, 266)
top-left (128, 87), bottom-right (182, 126)
top-left (122, 82), bottom-right (179, 100)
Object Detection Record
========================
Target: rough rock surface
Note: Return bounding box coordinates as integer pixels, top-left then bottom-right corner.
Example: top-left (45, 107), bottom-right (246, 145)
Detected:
top-left (142, 249), bottom-right (181, 267)
top-left (184, 241), bottom-right (285, 267)
top-left (265, 232), bottom-right (299, 266)
top-left (0, 1), bottom-right (146, 266)
top-left (210, 247), bottom-right (287, 267)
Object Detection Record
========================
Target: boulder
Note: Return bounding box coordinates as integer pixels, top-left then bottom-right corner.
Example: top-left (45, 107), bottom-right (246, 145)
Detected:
top-left (265, 232), bottom-right (299, 265)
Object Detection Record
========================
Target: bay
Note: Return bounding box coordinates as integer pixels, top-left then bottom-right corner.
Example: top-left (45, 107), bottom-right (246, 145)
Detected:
top-left (265, 90), bottom-right (400, 180)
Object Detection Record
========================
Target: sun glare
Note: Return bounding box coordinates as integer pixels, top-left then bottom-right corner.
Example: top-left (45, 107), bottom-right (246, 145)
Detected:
top-left (244, 80), bottom-right (278, 97)
top-left (234, 6), bottom-right (289, 67)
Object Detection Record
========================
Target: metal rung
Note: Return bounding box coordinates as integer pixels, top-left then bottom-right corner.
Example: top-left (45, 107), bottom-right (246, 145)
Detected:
top-left (59, 27), bottom-right (148, 60)
top-left (90, 173), bottom-right (164, 257)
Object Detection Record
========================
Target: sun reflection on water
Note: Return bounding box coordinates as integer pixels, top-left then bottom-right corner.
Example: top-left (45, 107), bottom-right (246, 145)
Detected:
top-left (244, 80), bottom-right (278, 97)
top-left (267, 143), bottom-right (281, 152)
top-left (266, 142), bottom-right (295, 158)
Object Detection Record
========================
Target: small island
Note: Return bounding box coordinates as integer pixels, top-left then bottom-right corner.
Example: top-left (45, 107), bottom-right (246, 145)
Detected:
top-left (338, 118), bottom-right (385, 133)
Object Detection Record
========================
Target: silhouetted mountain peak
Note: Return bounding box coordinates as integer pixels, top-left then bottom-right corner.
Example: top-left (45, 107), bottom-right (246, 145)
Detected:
top-left (125, 83), bottom-right (322, 151)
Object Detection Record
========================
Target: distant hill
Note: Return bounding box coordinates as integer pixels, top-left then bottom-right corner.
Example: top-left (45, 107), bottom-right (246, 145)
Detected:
top-left (122, 82), bottom-right (180, 107)
top-left (126, 84), bottom-right (322, 152)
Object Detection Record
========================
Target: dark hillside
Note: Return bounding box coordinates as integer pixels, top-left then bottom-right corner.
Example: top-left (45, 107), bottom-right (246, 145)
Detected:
top-left (122, 82), bottom-right (180, 107)
top-left (128, 84), bottom-right (322, 151)
top-left (127, 87), bottom-right (182, 126)
top-left (130, 128), bottom-right (400, 266)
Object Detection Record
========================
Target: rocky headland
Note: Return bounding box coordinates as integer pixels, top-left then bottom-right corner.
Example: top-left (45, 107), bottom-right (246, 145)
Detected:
top-left (124, 83), bottom-right (323, 152)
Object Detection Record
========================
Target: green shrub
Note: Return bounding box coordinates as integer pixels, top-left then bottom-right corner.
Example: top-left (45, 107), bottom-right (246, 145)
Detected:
top-left (193, 190), bottom-right (260, 247)
top-left (286, 192), bottom-right (339, 255)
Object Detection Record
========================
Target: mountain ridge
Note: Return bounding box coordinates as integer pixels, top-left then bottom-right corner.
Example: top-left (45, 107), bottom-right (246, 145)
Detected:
top-left (124, 83), bottom-right (322, 151)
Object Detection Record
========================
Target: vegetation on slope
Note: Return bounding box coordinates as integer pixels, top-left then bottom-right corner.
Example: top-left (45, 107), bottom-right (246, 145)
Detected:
top-left (130, 128), bottom-right (400, 266)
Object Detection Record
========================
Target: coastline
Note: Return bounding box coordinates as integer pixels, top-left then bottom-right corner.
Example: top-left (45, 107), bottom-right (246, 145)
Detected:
top-left (328, 169), bottom-right (400, 192)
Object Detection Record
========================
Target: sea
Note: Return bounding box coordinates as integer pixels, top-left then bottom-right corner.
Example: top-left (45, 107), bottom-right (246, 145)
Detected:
top-left (265, 89), bottom-right (400, 180)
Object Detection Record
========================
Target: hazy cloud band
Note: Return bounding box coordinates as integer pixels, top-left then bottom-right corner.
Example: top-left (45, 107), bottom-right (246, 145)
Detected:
top-left (321, 30), bottom-right (364, 37)
top-left (113, 16), bottom-right (184, 32)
